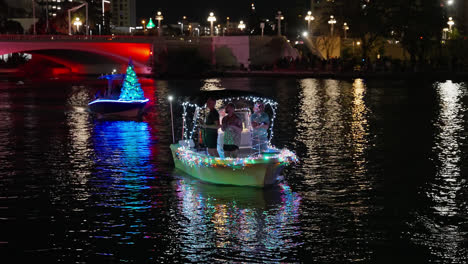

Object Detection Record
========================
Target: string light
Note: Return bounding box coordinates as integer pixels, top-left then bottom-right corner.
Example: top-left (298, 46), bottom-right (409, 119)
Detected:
top-left (181, 96), bottom-right (279, 142)
top-left (174, 95), bottom-right (298, 170)
top-left (175, 146), bottom-right (298, 170)
top-left (119, 60), bottom-right (146, 101)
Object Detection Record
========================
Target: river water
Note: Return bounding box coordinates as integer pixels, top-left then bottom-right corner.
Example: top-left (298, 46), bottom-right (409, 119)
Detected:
top-left (0, 77), bottom-right (467, 263)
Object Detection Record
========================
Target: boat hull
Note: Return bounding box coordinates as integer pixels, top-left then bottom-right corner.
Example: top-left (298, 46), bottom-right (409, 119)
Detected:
top-left (88, 99), bottom-right (148, 118)
top-left (170, 144), bottom-right (285, 187)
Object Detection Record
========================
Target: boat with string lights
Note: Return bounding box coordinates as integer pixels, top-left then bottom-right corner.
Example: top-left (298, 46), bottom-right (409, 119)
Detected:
top-left (88, 59), bottom-right (149, 119)
top-left (169, 90), bottom-right (298, 188)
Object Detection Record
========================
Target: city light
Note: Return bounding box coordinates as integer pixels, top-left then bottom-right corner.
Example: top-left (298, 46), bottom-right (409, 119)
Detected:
top-left (447, 17), bottom-right (455, 32)
top-left (343, 22), bottom-right (349, 39)
top-left (275, 11), bottom-right (284, 36)
top-left (328, 15), bottom-right (337, 36)
top-left (73, 17), bottom-right (82, 32)
top-left (156, 11), bottom-right (163, 35)
top-left (238, 20), bottom-right (246, 31)
top-left (304, 11), bottom-right (314, 34)
top-left (207, 12), bottom-right (217, 37)
top-left (146, 18), bottom-right (155, 29)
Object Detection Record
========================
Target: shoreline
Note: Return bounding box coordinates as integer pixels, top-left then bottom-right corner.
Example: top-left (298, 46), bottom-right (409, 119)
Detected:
top-left (2, 68), bottom-right (468, 81)
top-left (157, 70), bottom-right (468, 81)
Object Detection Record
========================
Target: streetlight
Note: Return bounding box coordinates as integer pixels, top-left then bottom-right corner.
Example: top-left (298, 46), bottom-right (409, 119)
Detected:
top-left (73, 17), bottom-right (82, 33)
top-left (447, 17), bottom-right (455, 32)
top-left (260, 22), bottom-right (265, 37)
top-left (141, 20), bottom-right (146, 30)
top-left (328, 15), bottom-right (336, 36)
top-left (156, 11), bottom-right (163, 35)
top-left (302, 31), bottom-right (309, 37)
top-left (207, 12), bottom-right (216, 37)
top-left (102, 0), bottom-right (110, 26)
top-left (238, 20), bottom-right (246, 31)
top-left (178, 22), bottom-right (183, 35)
top-left (275, 11), bottom-right (284, 36)
top-left (343, 22), bottom-right (349, 39)
top-left (447, 0), bottom-right (454, 5)
top-left (305, 11), bottom-right (314, 34)
top-left (68, 2), bottom-right (88, 35)
top-left (179, 16), bottom-right (187, 35)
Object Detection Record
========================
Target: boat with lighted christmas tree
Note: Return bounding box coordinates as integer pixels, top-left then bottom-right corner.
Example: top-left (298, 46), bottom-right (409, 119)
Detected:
top-left (169, 90), bottom-right (298, 188)
top-left (88, 59), bottom-right (149, 119)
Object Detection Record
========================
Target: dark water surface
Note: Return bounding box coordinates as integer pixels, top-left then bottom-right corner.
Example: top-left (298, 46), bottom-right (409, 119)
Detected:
top-left (0, 77), bottom-right (467, 263)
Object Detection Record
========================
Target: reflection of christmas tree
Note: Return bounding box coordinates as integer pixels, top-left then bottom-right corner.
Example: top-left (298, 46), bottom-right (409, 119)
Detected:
top-left (119, 60), bottom-right (146, 101)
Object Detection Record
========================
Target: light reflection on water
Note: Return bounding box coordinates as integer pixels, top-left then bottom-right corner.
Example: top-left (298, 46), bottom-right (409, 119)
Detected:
top-left (409, 81), bottom-right (468, 261)
top-left (173, 175), bottom-right (301, 262)
top-left (1, 78), bottom-right (468, 262)
top-left (91, 121), bottom-right (154, 203)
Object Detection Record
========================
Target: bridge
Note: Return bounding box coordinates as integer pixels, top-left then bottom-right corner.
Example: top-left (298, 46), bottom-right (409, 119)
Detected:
top-left (0, 35), bottom-right (157, 75)
top-left (0, 35), bottom-right (299, 76)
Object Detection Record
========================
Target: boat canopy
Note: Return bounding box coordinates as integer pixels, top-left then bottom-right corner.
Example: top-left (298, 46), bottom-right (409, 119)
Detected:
top-left (180, 89), bottom-right (278, 143)
top-left (98, 74), bottom-right (126, 81)
top-left (185, 90), bottom-right (276, 107)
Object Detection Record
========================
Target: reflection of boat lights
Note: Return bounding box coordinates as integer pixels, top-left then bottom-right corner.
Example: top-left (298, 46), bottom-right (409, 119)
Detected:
top-left (174, 178), bottom-right (302, 259)
top-left (92, 121), bottom-right (153, 202)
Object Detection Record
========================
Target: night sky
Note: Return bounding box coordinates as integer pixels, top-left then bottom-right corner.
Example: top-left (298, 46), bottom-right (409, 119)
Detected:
top-left (135, 0), bottom-right (310, 24)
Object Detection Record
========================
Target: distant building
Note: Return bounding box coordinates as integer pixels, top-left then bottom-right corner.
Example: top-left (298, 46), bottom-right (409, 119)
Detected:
top-left (36, 0), bottom-right (67, 18)
top-left (111, 0), bottom-right (136, 27)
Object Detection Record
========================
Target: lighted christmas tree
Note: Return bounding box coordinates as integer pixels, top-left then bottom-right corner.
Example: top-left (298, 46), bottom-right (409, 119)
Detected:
top-left (119, 59), bottom-right (146, 101)
top-left (146, 18), bottom-right (155, 29)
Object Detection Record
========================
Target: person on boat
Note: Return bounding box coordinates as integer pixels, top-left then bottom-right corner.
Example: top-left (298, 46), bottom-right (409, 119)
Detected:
top-left (203, 98), bottom-right (220, 157)
top-left (251, 102), bottom-right (270, 152)
top-left (222, 102), bottom-right (242, 158)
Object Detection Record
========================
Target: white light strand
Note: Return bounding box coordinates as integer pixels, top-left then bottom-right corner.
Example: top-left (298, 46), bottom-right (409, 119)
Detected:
top-left (181, 96), bottom-right (278, 143)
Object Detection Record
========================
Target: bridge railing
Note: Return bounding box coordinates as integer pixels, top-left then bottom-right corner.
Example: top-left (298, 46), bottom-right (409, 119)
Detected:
top-left (0, 34), bottom-right (158, 42)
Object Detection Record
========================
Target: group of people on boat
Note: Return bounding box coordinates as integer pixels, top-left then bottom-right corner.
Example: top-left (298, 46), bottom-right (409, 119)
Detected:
top-left (203, 97), bottom-right (270, 158)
